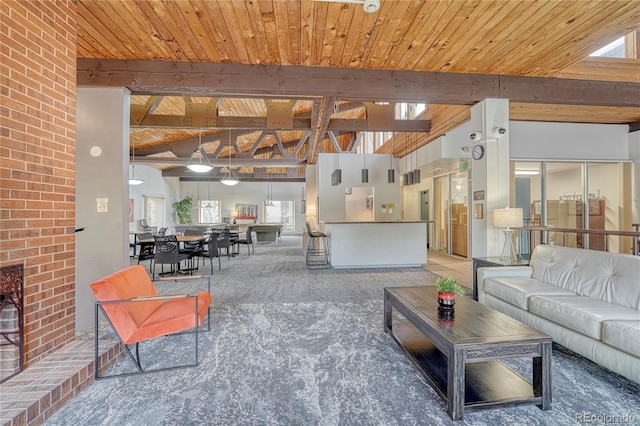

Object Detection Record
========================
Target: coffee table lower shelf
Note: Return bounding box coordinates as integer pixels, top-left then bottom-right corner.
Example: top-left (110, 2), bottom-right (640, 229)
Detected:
top-left (392, 321), bottom-right (543, 413)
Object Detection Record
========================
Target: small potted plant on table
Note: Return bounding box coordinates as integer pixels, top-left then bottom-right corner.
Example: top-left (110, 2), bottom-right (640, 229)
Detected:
top-left (435, 275), bottom-right (465, 312)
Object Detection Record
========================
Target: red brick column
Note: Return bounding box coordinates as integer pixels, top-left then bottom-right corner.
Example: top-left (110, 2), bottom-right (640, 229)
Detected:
top-left (0, 1), bottom-right (78, 367)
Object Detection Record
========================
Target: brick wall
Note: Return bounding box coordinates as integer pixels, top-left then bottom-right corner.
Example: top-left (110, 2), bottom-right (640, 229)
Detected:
top-left (0, 1), bottom-right (77, 366)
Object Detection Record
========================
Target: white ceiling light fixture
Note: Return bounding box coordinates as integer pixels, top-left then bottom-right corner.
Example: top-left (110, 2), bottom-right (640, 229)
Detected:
top-left (220, 131), bottom-right (239, 186)
top-left (186, 129), bottom-right (213, 173)
top-left (314, 0), bottom-right (380, 14)
top-left (515, 170), bottom-right (541, 176)
top-left (128, 145), bottom-right (144, 185)
top-left (363, 0), bottom-right (380, 13)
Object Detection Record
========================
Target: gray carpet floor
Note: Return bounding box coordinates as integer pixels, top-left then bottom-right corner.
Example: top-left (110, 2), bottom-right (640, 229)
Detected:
top-left (44, 236), bottom-right (640, 425)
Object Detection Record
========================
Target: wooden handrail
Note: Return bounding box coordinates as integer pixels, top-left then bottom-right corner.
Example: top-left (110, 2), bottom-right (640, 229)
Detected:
top-left (515, 226), bottom-right (640, 256)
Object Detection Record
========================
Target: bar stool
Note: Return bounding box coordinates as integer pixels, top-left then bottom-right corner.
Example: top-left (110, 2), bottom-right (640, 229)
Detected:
top-left (305, 222), bottom-right (330, 269)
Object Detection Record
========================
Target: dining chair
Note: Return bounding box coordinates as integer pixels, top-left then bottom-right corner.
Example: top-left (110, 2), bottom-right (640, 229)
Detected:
top-left (235, 225), bottom-right (255, 255)
top-left (152, 235), bottom-right (193, 279)
top-left (136, 232), bottom-right (155, 273)
top-left (181, 229), bottom-right (205, 268)
top-left (196, 233), bottom-right (221, 274)
top-left (217, 230), bottom-right (233, 259)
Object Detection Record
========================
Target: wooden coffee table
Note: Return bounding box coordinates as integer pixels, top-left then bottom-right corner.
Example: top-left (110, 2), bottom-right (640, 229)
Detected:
top-left (384, 286), bottom-right (552, 421)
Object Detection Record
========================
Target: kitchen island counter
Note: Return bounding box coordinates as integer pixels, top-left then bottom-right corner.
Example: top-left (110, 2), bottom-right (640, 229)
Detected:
top-left (320, 221), bottom-right (428, 268)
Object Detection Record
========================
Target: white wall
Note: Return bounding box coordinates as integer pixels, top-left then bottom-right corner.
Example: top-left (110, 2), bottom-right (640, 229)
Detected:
top-left (75, 87), bottom-right (130, 331)
top-left (179, 180), bottom-right (306, 233)
top-left (316, 153), bottom-right (401, 222)
top-left (128, 166), bottom-right (179, 231)
top-left (511, 121), bottom-right (629, 160)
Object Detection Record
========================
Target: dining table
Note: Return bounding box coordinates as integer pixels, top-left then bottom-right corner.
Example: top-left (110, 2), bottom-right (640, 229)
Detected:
top-left (137, 234), bottom-right (206, 246)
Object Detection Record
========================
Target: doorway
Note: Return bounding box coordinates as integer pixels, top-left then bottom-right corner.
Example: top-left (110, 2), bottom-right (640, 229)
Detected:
top-left (450, 171), bottom-right (469, 257)
top-left (433, 171), bottom-right (469, 257)
top-left (433, 175), bottom-right (449, 254)
top-left (420, 190), bottom-right (430, 248)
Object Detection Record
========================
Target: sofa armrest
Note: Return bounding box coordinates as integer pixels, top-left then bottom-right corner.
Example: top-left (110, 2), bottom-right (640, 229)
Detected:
top-left (476, 266), bottom-right (533, 303)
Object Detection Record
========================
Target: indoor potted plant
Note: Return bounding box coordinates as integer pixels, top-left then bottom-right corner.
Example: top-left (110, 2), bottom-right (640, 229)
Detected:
top-left (435, 275), bottom-right (465, 311)
top-left (172, 196), bottom-right (193, 225)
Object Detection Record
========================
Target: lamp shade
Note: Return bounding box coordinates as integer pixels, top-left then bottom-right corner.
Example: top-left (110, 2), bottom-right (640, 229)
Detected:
top-left (493, 207), bottom-right (523, 229)
top-left (128, 165), bottom-right (144, 185)
top-left (361, 168), bottom-right (369, 183)
top-left (387, 168), bottom-right (395, 183)
top-left (220, 168), bottom-right (239, 186)
top-left (413, 169), bottom-right (421, 184)
top-left (331, 169), bottom-right (342, 186)
top-left (186, 148), bottom-right (213, 173)
top-left (128, 177), bottom-right (144, 185)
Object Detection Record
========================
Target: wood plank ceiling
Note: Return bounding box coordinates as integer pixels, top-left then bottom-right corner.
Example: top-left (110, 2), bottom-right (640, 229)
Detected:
top-left (76, 0), bottom-right (640, 180)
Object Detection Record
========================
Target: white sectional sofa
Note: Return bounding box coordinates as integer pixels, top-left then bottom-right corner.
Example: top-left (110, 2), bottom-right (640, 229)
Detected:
top-left (477, 244), bottom-right (640, 383)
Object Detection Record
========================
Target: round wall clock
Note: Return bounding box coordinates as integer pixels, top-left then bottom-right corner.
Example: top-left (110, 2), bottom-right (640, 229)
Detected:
top-left (472, 144), bottom-right (485, 160)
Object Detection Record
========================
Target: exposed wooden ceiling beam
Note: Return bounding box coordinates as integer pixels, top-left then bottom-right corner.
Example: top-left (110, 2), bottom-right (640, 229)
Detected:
top-left (133, 157), bottom-right (306, 168)
top-left (132, 115), bottom-right (430, 132)
top-left (136, 129), bottom-right (307, 157)
top-left (307, 97), bottom-right (336, 164)
top-left (130, 95), bottom-right (161, 125)
top-left (166, 169), bottom-right (305, 181)
top-left (78, 59), bottom-right (640, 107)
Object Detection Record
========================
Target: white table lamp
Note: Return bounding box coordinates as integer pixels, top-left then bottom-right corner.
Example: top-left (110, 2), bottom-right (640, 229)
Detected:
top-left (493, 207), bottom-right (523, 262)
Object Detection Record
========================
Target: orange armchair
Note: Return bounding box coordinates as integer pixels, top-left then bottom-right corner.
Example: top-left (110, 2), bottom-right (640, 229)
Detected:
top-left (90, 265), bottom-right (212, 379)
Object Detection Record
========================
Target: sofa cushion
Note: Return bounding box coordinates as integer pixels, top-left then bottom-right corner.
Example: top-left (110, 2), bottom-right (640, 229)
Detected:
top-left (602, 320), bottom-right (640, 358)
top-left (484, 277), bottom-right (575, 310)
top-left (529, 295), bottom-right (640, 340)
top-left (529, 245), bottom-right (640, 310)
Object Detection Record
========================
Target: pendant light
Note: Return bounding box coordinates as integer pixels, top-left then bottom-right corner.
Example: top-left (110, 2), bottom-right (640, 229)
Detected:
top-left (205, 179), bottom-right (213, 209)
top-left (361, 151), bottom-right (369, 183)
top-left (403, 141), bottom-right (412, 186)
top-left (186, 129), bottom-right (213, 173)
top-left (412, 133), bottom-right (421, 184)
top-left (194, 175), bottom-right (201, 211)
top-left (331, 153), bottom-right (341, 186)
top-left (265, 168), bottom-right (275, 207)
top-left (128, 144), bottom-right (144, 185)
top-left (220, 131), bottom-right (239, 186)
top-left (388, 137), bottom-right (395, 183)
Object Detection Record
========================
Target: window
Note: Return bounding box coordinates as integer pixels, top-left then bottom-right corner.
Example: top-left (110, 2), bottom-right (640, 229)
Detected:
top-left (143, 195), bottom-right (165, 227)
top-left (198, 199), bottom-right (221, 223)
top-left (589, 36), bottom-right (625, 58)
top-left (397, 102), bottom-right (426, 119)
top-left (513, 160), bottom-right (631, 254)
top-left (263, 201), bottom-right (294, 232)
